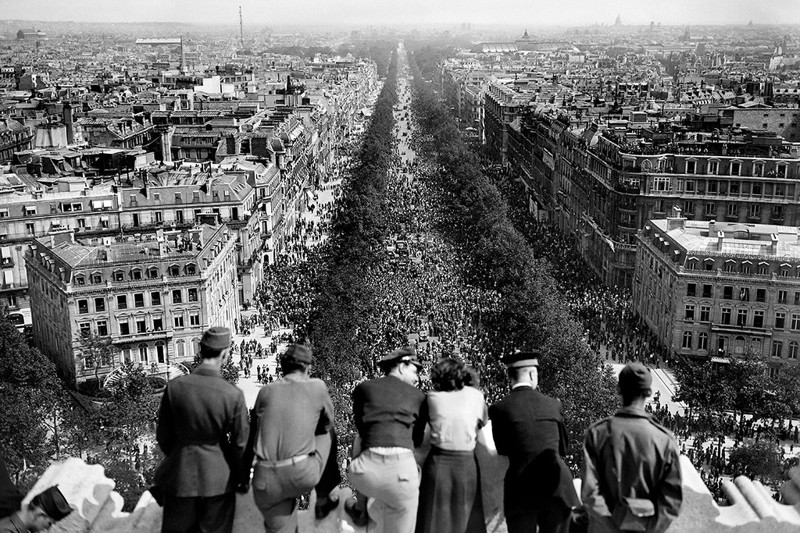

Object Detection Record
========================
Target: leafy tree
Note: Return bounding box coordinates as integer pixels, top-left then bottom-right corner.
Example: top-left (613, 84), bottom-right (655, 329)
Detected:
top-left (773, 363), bottom-right (800, 416)
top-left (405, 48), bottom-right (618, 463)
top-left (0, 311), bottom-right (61, 478)
top-left (729, 440), bottom-right (783, 487)
top-left (78, 331), bottom-right (118, 386)
top-left (190, 353), bottom-right (240, 385)
top-left (674, 351), bottom-right (782, 432)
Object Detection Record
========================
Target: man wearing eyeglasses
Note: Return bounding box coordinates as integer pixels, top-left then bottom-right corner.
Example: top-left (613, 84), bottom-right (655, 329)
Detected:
top-left (347, 347), bottom-right (428, 533)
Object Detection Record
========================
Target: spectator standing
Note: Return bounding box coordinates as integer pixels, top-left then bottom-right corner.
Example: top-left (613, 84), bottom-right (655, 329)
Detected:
top-left (415, 358), bottom-right (487, 533)
top-left (348, 347), bottom-right (428, 533)
top-left (0, 456), bottom-right (22, 519)
top-left (155, 327), bottom-right (249, 533)
top-left (489, 351), bottom-right (579, 533)
top-left (241, 344), bottom-right (341, 532)
top-left (582, 362), bottom-right (683, 533)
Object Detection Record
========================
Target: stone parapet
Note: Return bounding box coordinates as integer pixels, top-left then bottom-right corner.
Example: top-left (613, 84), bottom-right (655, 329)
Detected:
top-left (20, 424), bottom-right (800, 532)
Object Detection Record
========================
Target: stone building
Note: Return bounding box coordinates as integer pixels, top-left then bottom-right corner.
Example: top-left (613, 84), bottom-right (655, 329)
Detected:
top-left (634, 214), bottom-right (800, 374)
top-left (506, 111), bottom-right (800, 287)
top-left (118, 167), bottom-right (262, 304)
top-left (26, 223), bottom-right (239, 384)
top-left (0, 176), bottom-right (120, 314)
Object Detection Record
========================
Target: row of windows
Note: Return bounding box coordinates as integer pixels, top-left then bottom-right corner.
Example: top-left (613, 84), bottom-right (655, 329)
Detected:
top-left (78, 312), bottom-right (202, 337)
top-left (129, 190), bottom-right (232, 206)
top-left (686, 259), bottom-right (800, 276)
top-left (77, 288), bottom-right (199, 313)
top-left (686, 284), bottom-right (800, 304)
top-left (684, 304), bottom-right (800, 330)
top-left (680, 331), bottom-right (800, 360)
top-left (74, 264), bottom-right (198, 285)
top-left (680, 160), bottom-right (791, 178)
top-left (94, 338), bottom-right (202, 369)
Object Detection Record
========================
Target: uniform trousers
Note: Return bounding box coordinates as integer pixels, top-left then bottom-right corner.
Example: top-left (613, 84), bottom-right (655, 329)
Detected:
top-left (252, 430), bottom-right (336, 533)
top-left (348, 449), bottom-right (420, 533)
top-left (505, 505), bottom-right (571, 533)
top-left (161, 492), bottom-right (235, 533)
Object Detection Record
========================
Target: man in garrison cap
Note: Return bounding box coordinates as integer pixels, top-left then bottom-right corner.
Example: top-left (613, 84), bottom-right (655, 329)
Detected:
top-left (489, 350), bottom-right (579, 533)
top-left (155, 326), bottom-right (249, 533)
top-left (241, 344), bottom-right (341, 532)
top-left (347, 347), bottom-right (428, 533)
top-left (0, 485), bottom-right (72, 532)
top-left (582, 363), bottom-right (682, 533)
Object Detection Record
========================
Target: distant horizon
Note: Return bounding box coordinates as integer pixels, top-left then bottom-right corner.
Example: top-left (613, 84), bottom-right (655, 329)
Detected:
top-left (4, 18), bottom-right (800, 29)
top-left (0, 0), bottom-right (796, 27)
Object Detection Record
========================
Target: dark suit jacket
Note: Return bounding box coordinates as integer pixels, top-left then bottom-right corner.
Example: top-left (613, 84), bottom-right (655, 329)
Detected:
top-left (0, 456), bottom-right (21, 518)
top-left (353, 375), bottom-right (428, 450)
top-left (489, 386), bottom-right (579, 516)
top-left (156, 366), bottom-right (249, 497)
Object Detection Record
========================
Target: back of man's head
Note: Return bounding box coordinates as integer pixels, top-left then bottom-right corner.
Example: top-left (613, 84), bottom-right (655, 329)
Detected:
top-left (280, 344), bottom-right (312, 375)
top-left (199, 327), bottom-right (231, 360)
top-left (618, 362), bottom-right (652, 406)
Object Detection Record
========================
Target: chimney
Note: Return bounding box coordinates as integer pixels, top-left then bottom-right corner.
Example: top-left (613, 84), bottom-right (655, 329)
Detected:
top-left (63, 102), bottom-right (74, 145)
top-left (770, 233), bottom-right (779, 255)
top-left (226, 135), bottom-right (237, 155)
top-left (666, 205), bottom-right (686, 231)
top-left (717, 230), bottom-right (725, 251)
top-left (707, 220), bottom-right (716, 235)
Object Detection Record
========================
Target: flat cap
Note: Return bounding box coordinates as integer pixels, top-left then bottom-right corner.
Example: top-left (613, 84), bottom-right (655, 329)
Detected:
top-left (618, 362), bottom-right (652, 394)
top-left (33, 485), bottom-right (71, 521)
top-left (502, 350), bottom-right (540, 369)
top-left (281, 344), bottom-right (313, 364)
top-left (200, 326), bottom-right (231, 351)
top-left (378, 347), bottom-right (423, 369)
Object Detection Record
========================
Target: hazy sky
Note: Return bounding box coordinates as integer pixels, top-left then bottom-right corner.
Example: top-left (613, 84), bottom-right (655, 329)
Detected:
top-left (1, 0), bottom-right (797, 27)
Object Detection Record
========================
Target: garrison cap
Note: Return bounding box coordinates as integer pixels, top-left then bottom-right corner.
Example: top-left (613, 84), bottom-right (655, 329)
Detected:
top-left (281, 344), bottom-right (313, 364)
top-left (200, 326), bottom-right (231, 351)
top-left (619, 362), bottom-right (653, 394)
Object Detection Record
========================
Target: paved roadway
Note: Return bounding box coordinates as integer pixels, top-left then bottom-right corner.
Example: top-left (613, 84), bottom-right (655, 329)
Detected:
top-left (232, 178), bottom-right (342, 408)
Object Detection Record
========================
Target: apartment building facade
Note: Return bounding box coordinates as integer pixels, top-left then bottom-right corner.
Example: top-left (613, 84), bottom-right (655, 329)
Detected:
top-left (634, 216), bottom-right (800, 375)
top-left (26, 224), bottom-right (239, 384)
top-left (506, 111), bottom-right (800, 287)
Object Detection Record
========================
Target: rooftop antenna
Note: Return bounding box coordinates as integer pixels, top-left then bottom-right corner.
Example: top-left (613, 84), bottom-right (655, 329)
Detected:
top-left (239, 6), bottom-right (244, 49)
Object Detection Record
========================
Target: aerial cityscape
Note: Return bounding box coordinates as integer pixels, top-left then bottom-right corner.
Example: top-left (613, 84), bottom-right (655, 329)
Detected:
top-left (2, 1), bottom-right (800, 532)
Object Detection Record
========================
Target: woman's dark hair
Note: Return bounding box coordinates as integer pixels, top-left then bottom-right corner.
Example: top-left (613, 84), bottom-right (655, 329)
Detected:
top-left (431, 357), bottom-right (476, 392)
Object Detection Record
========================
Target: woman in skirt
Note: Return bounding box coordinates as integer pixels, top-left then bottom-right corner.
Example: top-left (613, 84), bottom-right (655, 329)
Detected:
top-left (416, 358), bottom-right (487, 533)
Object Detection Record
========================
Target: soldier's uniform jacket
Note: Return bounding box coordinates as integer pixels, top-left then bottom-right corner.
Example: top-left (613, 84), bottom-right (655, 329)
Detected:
top-left (156, 366), bottom-right (249, 497)
top-left (581, 406), bottom-right (683, 533)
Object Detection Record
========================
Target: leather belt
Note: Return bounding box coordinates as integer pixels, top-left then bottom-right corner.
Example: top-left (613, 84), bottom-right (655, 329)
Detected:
top-left (257, 453), bottom-right (311, 468)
